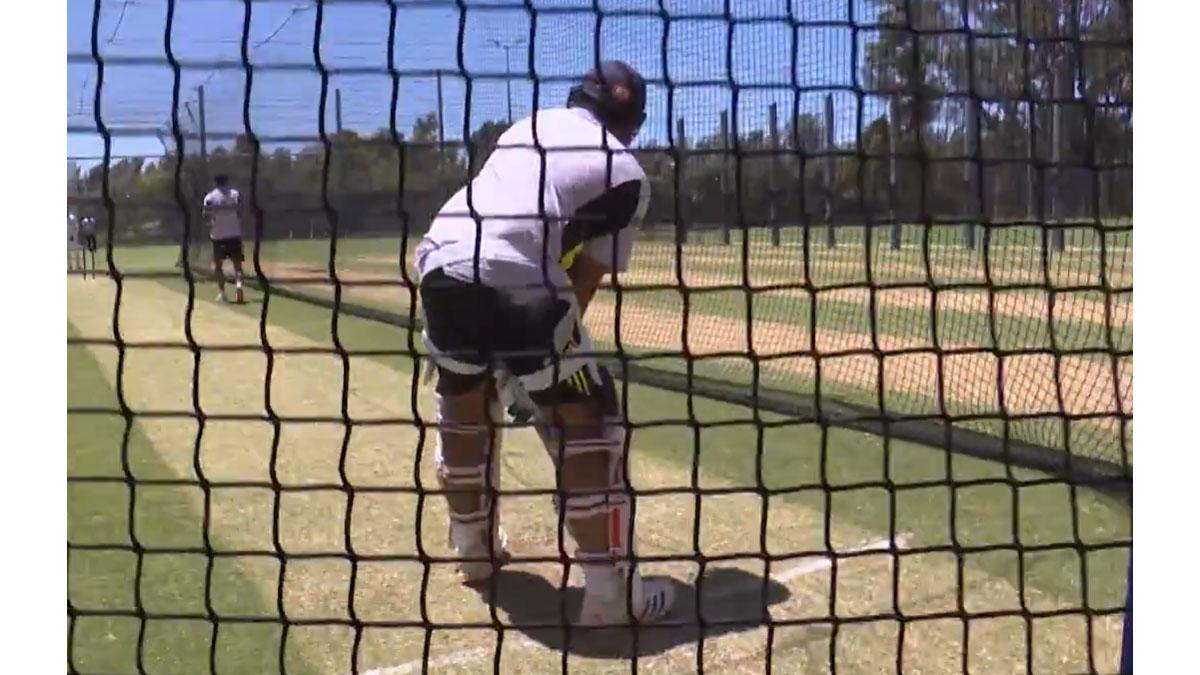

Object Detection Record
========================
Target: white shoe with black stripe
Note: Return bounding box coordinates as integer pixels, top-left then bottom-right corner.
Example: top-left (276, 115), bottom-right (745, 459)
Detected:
top-left (576, 570), bottom-right (675, 626)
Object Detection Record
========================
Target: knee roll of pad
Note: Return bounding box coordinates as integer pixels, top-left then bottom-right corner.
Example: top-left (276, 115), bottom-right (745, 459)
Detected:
top-left (433, 392), bottom-right (504, 527)
top-left (558, 439), bottom-right (634, 563)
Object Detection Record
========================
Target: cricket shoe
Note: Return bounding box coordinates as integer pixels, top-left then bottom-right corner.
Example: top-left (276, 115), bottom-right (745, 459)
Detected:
top-left (576, 568), bottom-right (676, 626)
top-left (215, 291), bottom-right (227, 303)
top-left (449, 520), bottom-right (511, 586)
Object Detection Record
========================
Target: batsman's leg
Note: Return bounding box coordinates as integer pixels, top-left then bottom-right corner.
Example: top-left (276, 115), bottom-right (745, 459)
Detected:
top-left (433, 370), bottom-right (510, 585)
top-left (531, 363), bottom-right (675, 626)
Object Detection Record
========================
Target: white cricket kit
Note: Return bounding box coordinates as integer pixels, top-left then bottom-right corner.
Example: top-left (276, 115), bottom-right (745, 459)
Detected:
top-left (415, 107), bottom-right (648, 297)
top-left (203, 188), bottom-right (243, 241)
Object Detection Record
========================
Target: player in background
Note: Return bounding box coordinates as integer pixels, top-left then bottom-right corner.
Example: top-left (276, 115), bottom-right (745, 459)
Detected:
top-left (202, 174), bottom-right (245, 303)
top-left (79, 215), bottom-right (97, 278)
top-left (415, 61), bottom-right (674, 626)
top-left (67, 213), bottom-right (81, 273)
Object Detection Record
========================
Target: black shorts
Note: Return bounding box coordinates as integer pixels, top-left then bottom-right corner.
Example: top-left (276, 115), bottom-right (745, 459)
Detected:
top-left (212, 237), bottom-right (244, 264)
top-left (420, 267), bottom-right (578, 387)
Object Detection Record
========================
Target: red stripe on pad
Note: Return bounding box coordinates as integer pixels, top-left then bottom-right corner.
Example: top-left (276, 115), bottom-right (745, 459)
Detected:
top-left (609, 505), bottom-right (622, 554)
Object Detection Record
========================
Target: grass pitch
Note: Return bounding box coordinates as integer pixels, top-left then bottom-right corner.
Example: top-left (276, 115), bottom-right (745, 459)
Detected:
top-left (68, 267), bottom-right (1129, 674)
top-left (121, 227), bottom-right (1131, 466)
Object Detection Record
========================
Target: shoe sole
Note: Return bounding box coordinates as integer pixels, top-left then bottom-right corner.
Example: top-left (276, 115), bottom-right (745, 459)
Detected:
top-left (576, 582), bottom-right (676, 626)
top-left (459, 549), bottom-right (512, 586)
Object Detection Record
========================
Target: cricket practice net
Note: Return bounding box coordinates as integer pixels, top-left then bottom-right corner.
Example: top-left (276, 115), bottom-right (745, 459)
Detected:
top-left (68, 0), bottom-right (1132, 673)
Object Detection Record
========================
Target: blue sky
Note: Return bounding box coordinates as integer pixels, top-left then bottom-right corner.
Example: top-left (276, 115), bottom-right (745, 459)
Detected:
top-left (68, 0), bottom-right (879, 165)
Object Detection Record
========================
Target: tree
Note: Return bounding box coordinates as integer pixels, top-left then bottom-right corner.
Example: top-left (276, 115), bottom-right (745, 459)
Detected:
top-left (468, 120), bottom-right (513, 171)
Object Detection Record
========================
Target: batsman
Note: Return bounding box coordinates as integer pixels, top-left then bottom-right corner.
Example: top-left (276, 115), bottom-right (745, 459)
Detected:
top-left (414, 61), bottom-right (674, 626)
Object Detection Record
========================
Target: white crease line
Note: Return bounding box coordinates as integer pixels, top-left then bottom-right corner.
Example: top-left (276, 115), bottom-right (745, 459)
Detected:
top-left (709, 532), bottom-right (914, 603)
top-left (362, 647), bottom-right (490, 675)
top-left (366, 534), bottom-right (914, 671)
top-left (695, 532), bottom-right (916, 658)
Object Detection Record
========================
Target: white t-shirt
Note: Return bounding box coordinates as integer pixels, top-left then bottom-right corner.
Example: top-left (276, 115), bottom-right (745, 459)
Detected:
top-left (416, 107), bottom-right (648, 298)
top-left (203, 187), bottom-right (242, 241)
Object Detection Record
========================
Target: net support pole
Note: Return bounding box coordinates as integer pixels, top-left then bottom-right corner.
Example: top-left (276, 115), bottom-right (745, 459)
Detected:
top-left (335, 88), bottom-right (346, 211)
top-left (676, 117), bottom-right (688, 246)
top-left (1026, 108), bottom-right (1035, 220)
top-left (823, 93), bottom-right (836, 249)
top-left (768, 102), bottom-right (781, 247)
top-left (195, 85), bottom-right (209, 266)
top-left (962, 100), bottom-right (977, 249)
top-left (198, 85), bottom-right (207, 168)
top-left (335, 88), bottom-right (343, 133)
top-left (436, 71), bottom-right (445, 149)
top-left (1051, 69), bottom-right (1066, 253)
top-left (888, 97), bottom-right (901, 250)
top-left (719, 109), bottom-right (731, 245)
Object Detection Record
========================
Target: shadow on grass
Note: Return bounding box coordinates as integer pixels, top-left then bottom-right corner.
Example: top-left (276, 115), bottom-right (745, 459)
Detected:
top-left (477, 567), bottom-right (793, 659)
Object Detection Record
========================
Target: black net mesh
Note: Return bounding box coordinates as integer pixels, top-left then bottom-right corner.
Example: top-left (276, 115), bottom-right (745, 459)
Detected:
top-left (68, 0), bottom-right (1132, 673)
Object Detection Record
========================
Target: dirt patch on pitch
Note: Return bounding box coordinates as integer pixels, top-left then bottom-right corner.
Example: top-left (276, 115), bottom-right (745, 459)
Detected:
top-left (260, 261), bottom-right (1132, 421)
top-left (614, 262), bottom-right (1130, 328)
top-left (820, 286), bottom-right (1131, 328)
top-left (659, 246), bottom-right (1132, 288)
top-left (586, 296), bottom-right (1132, 420)
top-left (318, 249), bottom-right (1130, 329)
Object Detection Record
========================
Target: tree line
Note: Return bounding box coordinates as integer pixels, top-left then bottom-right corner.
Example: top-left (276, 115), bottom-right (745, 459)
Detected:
top-left (69, 0), bottom-right (1130, 246)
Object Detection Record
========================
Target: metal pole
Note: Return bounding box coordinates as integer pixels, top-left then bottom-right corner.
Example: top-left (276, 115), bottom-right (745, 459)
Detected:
top-left (490, 39), bottom-right (524, 124)
top-left (505, 46), bottom-right (514, 124)
top-left (436, 71), bottom-right (445, 148)
top-left (963, 101), bottom-right (977, 249)
top-left (335, 88), bottom-right (343, 133)
top-left (824, 93), bottom-right (836, 249)
top-left (194, 85), bottom-right (209, 267)
top-left (198, 85), bottom-right (207, 164)
top-left (335, 88), bottom-right (345, 203)
top-left (1051, 69), bottom-right (1066, 253)
top-left (676, 117), bottom-right (687, 246)
top-left (768, 102), bottom-right (780, 246)
top-left (888, 98), bottom-right (901, 250)
top-left (719, 109), bottom-right (731, 245)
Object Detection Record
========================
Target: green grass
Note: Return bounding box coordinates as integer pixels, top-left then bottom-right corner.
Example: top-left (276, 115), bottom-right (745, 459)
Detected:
top-left (68, 325), bottom-right (319, 675)
top-left (68, 275), bottom-right (1130, 673)
top-left (104, 237), bottom-right (1132, 466)
top-left (231, 236), bottom-right (1130, 359)
top-left (159, 275), bottom-right (1133, 603)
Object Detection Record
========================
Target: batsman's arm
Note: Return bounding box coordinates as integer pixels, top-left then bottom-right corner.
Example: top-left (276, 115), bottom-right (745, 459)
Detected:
top-left (565, 253), bottom-right (608, 314)
top-left (560, 178), bottom-right (645, 315)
